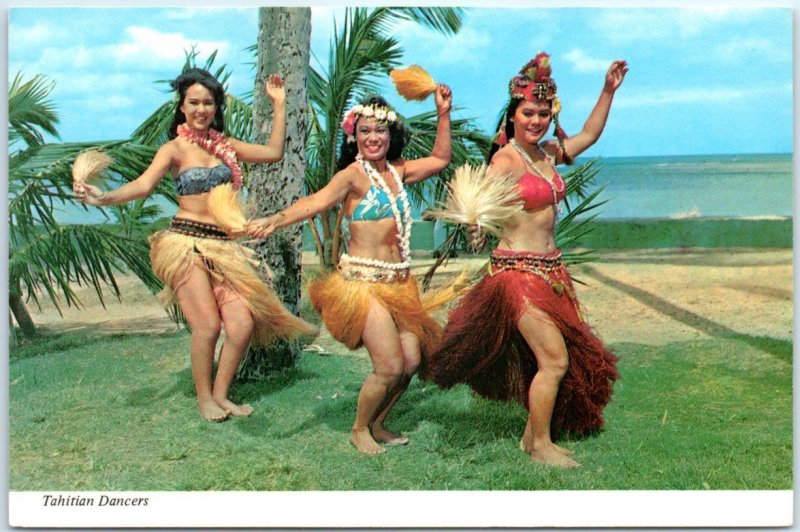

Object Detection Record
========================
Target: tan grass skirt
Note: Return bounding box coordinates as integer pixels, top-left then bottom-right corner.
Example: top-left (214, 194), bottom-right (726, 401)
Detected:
top-left (149, 220), bottom-right (317, 345)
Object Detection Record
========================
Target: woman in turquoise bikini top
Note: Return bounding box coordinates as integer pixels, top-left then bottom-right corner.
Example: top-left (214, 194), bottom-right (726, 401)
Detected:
top-left (247, 88), bottom-right (453, 456)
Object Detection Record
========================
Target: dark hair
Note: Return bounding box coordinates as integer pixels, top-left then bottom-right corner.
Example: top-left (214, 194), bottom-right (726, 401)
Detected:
top-left (168, 68), bottom-right (226, 139)
top-left (487, 97), bottom-right (524, 163)
top-left (486, 97), bottom-right (573, 165)
top-left (337, 95), bottom-right (406, 171)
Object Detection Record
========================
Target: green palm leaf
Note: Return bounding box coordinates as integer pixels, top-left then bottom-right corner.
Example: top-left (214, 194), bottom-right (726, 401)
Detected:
top-left (383, 7), bottom-right (464, 35)
top-left (8, 72), bottom-right (172, 333)
top-left (9, 224), bottom-right (161, 314)
top-left (8, 72), bottom-right (59, 148)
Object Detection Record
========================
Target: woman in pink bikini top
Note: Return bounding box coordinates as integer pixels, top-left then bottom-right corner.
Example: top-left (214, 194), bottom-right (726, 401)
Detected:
top-left (516, 159), bottom-right (566, 211)
top-left (424, 52), bottom-right (628, 469)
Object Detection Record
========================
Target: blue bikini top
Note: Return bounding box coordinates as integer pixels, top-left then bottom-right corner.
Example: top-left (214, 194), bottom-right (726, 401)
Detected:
top-left (174, 165), bottom-right (232, 196)
top-left (349, 184), bottom-right (403, 222)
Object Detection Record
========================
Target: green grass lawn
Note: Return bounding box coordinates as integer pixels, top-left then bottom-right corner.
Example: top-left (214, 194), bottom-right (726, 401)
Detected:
top-left (9, 329), bottom-right (792, 491)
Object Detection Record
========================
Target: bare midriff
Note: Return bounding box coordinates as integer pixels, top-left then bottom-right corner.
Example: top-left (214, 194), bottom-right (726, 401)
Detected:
top-left (496, 204), bottom-right (559, 254)
top-left (347, 218), bottom-right (405, 264)
top-left (175, 193), bottom-right (219, 225)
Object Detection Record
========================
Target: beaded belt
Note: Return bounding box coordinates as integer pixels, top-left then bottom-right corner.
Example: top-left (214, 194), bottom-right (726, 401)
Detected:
top-left (338, 253), bottom-right (410, 283)
top-left (490, 250), bottom-right (574, 298)
top-left (169, 217), bottom-right (231, 240)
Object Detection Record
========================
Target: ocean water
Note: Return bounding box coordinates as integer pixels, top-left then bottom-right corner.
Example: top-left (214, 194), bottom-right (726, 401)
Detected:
top-left (46, 152), bottom-right (793, 225)
top-left (582, 153), bottom-right (793, 220)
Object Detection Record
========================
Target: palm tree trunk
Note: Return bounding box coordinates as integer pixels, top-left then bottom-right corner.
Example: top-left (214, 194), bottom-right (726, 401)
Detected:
top-left (238, 7), bottom-right (312, 379)
top-left (9, 292), bottom-right (37, 339)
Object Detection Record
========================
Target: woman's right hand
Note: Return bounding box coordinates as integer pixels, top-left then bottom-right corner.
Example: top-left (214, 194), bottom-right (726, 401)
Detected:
top-left (246, 214), bottom-right (283, 239)
top-left (73, 181), bottom-right (107, 206)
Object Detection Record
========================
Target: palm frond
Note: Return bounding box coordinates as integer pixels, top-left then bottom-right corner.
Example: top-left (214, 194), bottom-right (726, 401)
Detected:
top-left (9, 224), bottom-right (162, 314)
top-left (384, 7), bottom-right (464, 35)
top-left (8, 72), bottom-right (60, 149)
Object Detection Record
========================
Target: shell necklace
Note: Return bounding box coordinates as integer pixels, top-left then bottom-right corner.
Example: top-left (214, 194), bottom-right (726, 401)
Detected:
top-left (510, 138), bottom-right (564, 216)
top-left (354, 153), bottom-right (413, 268)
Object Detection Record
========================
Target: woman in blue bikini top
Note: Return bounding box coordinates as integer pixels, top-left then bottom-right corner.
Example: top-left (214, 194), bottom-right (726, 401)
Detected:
top-left (73, 68), bottom-right (317, 423)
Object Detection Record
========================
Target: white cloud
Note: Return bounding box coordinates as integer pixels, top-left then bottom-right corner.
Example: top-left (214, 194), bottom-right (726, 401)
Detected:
top-left (17, 25), bottom-right (233, 75)
top-left (563, 49), bottom-right (611, 74)
top-left (393, 20), bottom-right (492, 67)
top-left (55, 73), bottom-right (147, 96)
top-left (164, 8), bottom-right (224, 20)
top-left (711, 37), bottom-right (791, 64)
top-left (607, 82), bottom-right (790, 109)
top-left (589, 8), bottom-right (774, 44)
top-left (8, 23), bottom-right (57, 49)
top-left (85, 94), bottom-right (135, 111)
top-left (111, 26), bottom-right (230, 67)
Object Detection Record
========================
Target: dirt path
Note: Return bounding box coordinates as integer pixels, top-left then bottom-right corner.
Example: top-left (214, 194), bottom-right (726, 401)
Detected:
top-left (22, 248), bottom-right (792, 350)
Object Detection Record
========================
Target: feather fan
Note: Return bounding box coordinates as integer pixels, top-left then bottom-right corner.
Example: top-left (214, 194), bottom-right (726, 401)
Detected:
top-left (390, 65), bottom-right (438, 101)
top-left (72, 150), bottom-right (114, 183)
top-left (427, 163), bottom-right (523, 237)
top-left (207, 183), bottom-right (247, 236)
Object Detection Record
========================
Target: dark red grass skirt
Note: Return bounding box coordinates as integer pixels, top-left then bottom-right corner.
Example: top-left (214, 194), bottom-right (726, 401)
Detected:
top-left (420, 262), bottom-right (619, 439)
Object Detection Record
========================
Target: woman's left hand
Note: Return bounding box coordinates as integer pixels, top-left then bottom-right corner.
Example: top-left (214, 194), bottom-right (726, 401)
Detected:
top-left (265, 74), bottom-right (286, 105)
top-left (435, 83), bottom-right (452, 115)
top-left (604, 60), bottom-right (629, 92)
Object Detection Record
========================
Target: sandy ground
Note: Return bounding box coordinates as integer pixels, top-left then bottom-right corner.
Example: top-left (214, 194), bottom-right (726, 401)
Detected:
top-left (20, 248), bottom-right (793, 349)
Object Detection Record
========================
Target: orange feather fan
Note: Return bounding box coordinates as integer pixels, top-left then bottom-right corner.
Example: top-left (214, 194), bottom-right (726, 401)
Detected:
top-left (390, 65), bottom-right (437, 101)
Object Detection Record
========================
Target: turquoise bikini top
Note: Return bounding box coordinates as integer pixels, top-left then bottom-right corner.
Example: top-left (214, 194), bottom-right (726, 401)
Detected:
top-left (348, 184), bottom-right (404, 222)
top-left (174, 164), bottom-right (232, 196)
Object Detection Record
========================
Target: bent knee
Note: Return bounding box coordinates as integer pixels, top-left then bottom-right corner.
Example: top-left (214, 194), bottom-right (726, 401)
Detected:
top-left (537, 350), bottom-right (569, 378)
top-left (404, 356), bottom-right (421, 376)
top-left (374, 360), bottom-right (404, 384)
top-left (192, 319), bottom-right (222, 342)
top-left (224, 314), bottom-right (255, 343)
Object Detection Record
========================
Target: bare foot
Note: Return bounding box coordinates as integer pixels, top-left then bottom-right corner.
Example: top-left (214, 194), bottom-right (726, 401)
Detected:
top-left (554, 443), bottom-right (575, 455)
top-left (530, 443), bottom-right (581, 468)
top-left (350, 428), bottom-right (385, 455)
top-left (371, 424), bottom-right (409, 446)
top-left (519, 437), bottom-right (574, 456)
top-left (214, 397), bottom-right (254, 417)
top-left (198, 397), bottom-right (229, 422)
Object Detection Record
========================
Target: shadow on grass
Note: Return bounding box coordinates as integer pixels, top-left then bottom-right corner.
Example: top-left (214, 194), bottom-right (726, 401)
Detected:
top-left (232, 367), bottom-right (320, 403)
top-left (582, 266), bottom-right (793, 363)
top-left (596, 250), bottom-right (792, 268)
top-left (10, 330), bottom-right (185, 362)
top-left (124, 363), bottom-right (318, 412)
top-left (266, 377), bottom-right (597, 451)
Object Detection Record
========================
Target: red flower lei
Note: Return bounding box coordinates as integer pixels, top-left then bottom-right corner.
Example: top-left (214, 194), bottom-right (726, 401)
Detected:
top-left (177, 123), bottom-right (243, 190)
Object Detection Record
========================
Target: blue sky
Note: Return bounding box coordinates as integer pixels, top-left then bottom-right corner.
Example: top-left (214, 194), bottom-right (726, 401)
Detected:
top-left (8, 6), bottom-right (793, 157)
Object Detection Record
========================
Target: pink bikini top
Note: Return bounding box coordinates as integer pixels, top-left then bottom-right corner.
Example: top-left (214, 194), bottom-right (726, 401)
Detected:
top-left (516, 153), bottom-right (566, 210)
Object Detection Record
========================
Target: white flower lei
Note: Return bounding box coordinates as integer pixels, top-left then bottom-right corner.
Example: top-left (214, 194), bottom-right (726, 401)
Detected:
top-left (354, 153), bottom-right (412, 269)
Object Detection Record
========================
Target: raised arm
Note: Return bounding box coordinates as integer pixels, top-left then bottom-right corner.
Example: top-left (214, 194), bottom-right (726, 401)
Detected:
top-left (560, 60), bottom-right (628, 162)
top-left (246, 168), bottom-right (355, 239)
top-left (229, 74), bottom-right (287, 164)
top-left (402, 84), bottom-right (452, 184)
top-left (73, 142), bottom-right (175, 207)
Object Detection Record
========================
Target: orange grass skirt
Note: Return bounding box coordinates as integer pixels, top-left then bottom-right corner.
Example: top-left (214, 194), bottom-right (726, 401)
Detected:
top-left (309, 270), bottom-right (442, 355)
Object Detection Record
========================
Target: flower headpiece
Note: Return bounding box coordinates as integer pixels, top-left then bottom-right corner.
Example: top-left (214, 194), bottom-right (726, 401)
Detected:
top-left (494, 52), bottom-right (571, 163)
top-left (341, 103), bottom-right (399, 143)
top-left (509, 52), bottom-right (559, 107)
